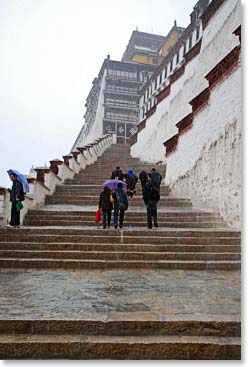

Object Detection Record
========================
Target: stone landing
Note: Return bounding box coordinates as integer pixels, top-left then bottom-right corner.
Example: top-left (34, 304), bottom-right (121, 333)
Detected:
top-left (0, 143), bottom-right (241, 359)
top-left (0, 268), bottom-right (240, 359)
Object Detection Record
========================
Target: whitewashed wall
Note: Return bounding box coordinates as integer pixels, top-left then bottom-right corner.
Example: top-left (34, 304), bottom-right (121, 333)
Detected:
top-left (167, 64), bottom-right (241, 228)
top-left (130, 0), bottom-right (241, 228)
top-left (131, 0), bottom-right (240, 161)
top-left (83, 70), bottom-right (107, 145)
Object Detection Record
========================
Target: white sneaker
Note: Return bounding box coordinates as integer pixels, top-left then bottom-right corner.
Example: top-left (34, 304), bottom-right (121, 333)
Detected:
top-left (5, 224), bottom-right (14, 228)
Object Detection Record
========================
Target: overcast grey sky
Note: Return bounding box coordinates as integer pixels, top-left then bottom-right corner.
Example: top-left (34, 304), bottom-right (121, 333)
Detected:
top-left (0, 0), bottom-right (216, 187)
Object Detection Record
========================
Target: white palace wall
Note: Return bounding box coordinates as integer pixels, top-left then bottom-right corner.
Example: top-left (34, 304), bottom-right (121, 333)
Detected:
top-left (130, 0), bottom-right (241, 228)
top-left (167, 64), bottom-right (241, 228)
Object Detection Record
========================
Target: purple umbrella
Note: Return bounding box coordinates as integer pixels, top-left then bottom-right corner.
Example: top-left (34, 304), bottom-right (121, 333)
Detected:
top-left (102, 179), bottom-right (127, 190)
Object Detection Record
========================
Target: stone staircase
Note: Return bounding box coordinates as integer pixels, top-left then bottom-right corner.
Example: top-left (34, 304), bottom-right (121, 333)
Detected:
top-left (0, 143), bottom-right (241, 359)
top-left (0, 317), bottom-right (240, 359)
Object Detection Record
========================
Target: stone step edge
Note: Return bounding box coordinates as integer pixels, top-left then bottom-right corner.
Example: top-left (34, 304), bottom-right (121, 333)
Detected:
top-left (0, 334), bottom-right (241, 344)
top-left (0, 243), bottom-right (240, 252)
top-left (0, 250), bottom-right (240, 255)
top-left (0, 318), bottom-right (241, 333)
top-left (25, 212), bottom-right (220, 216)
top-left (0, 256), bottom-right (241, 269)
top-left (0, 234), bottom-right (241, 240)
top-left (0, 227), bottom-right (240, 235)
top-left (0, 241), bottom-right (239, 246)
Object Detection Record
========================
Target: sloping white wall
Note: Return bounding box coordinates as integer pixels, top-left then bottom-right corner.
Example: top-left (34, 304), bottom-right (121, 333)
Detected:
top-left (130, 0), bottom-right (241, 228)
top-left (167, 64), bottom-right (241, 228)
top-left (131, 0), bottom-right (240, 162)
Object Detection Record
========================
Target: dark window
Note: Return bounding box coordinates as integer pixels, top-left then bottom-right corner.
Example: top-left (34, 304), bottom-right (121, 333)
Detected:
top-left (183, 44), bottom-right (187, 55)
top-left (189, 35), bottom-right (192, 49)
top-left (164, 67), bottom-right (167, 78)
top-left (196, 26), bottom-right (200, 41)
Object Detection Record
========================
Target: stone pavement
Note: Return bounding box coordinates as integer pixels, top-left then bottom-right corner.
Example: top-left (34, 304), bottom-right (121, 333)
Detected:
top-left (0, 144), bottom-right (241, 359)
top-left (0, 268), bottom-right (240, 321)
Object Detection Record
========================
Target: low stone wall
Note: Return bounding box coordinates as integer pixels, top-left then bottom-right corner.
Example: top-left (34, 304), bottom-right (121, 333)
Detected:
top-left (0, 134), bottom-right (114, 225)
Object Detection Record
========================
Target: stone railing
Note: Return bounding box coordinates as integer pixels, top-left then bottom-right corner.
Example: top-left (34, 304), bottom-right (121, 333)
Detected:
top-left (0, 133), bottom-right (115, 225)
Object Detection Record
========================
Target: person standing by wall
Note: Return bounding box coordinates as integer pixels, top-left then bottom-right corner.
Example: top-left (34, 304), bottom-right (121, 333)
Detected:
top-left (5, 173), bottom-right (25, 228)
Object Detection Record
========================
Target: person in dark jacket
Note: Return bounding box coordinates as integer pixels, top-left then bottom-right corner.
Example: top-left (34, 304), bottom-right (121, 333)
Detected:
top-left (98, 186), bottom-right (113, 229)
top-left (150, 168), bottom-right (162, 191)
top-left (125, 169), bottom-right (138, 198)
top-left (143, 173), bottom-right (160, 229)
top-left (6, 173), bottom-right (25, 228)
top-left (139, 170), bottom-right (148, 192)
top-left (110, 166), bottom-right (124, 180)
top-left (112, 182), bottom-right (128, 229)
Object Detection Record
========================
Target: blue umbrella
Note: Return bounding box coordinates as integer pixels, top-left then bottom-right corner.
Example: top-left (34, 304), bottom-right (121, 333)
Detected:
top-left (102, 179), bottom-right (127, 190)
top-left (7, 169), bottom-right (30, 193)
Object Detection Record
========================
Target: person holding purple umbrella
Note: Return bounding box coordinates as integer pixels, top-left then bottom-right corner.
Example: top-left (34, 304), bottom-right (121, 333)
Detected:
top-left (5, 172), bottom-right (25, 228)
top-left (98, 186), bottom-right (113, 229)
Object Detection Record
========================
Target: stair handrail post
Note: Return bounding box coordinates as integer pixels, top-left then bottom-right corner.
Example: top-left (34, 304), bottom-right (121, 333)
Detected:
top-left (58, 161), bottom-right (74, 181)
top-left (62, 155), bottom-right (75, 175)
top-left (71, 152), bottom-right (81, 174)
top-left (84, 145), bottom-right (95, 164)
top-left (0, 187), bottom-right (10, 225)
top-left (76, 147), bottom-right (88, 169)
top-left (91, 142), bottom-right (99, 161)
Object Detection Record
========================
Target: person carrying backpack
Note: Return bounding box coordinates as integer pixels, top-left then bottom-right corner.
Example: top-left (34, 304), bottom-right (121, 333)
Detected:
top-left (139, 170), bottom-right (148, 190)
top-left (143, 173), bottom-right (160, 229)
top-left (125, 169), bottom-right (138, 198)
top-left (150, 168), bottom-right (162, 192)
top-left (113, 182), bottom-right (128, 229)
top-left (98, 186), bottom-right (114, 229)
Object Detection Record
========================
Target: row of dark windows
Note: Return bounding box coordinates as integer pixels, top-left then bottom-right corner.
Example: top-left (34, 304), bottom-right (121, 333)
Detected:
top-left (105, 84), bottom-right (138, 95)
top-left (144, 26), bottom-right (201, 101)
top-left (108, 69), bottom-right (137, 79)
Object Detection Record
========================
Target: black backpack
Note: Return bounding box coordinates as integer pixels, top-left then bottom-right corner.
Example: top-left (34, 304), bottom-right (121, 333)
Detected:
top-left (115, 190), bottom-right (128, 210)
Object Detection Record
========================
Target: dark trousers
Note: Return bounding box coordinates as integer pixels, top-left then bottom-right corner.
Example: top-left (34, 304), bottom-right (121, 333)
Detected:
top-left (10, 201), bottom-right (20, 226)
top-left (146, 201), bottom-right (158, 228)
top-left (114, 206), bottom-right (125, 227)
top-left (102, 210), bottom-right (112, 228)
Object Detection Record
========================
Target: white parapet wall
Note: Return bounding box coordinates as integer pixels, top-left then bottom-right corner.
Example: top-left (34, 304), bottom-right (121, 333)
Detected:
top-left (0, 134), bottom-right (114, 225)
top-left (130, 0), bottom-right (241, 228)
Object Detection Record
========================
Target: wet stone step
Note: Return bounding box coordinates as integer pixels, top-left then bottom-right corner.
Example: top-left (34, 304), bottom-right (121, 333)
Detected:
top-left (24, 215), bottom-right (222, 222)
top-left (26, 210), bottom-right (220, 218)
top-left (0, 318), bottom-right (241, 337)
top-left (23, 220), bottom-right (227, 229)
top-left (45, 197), bottom-right (193, 207)
top-left (0, 258), bottom-right (241, 270)
top-left (0, 242), bottom-right (240, 252)
top-left (0, 227), bottom-right (240, 237)
top-left (0, 250), bottom-right (241, 261)
top-left (0, 235), bottom-right (240, 246)
top-left (0, 334), bottom-right (241, 359)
